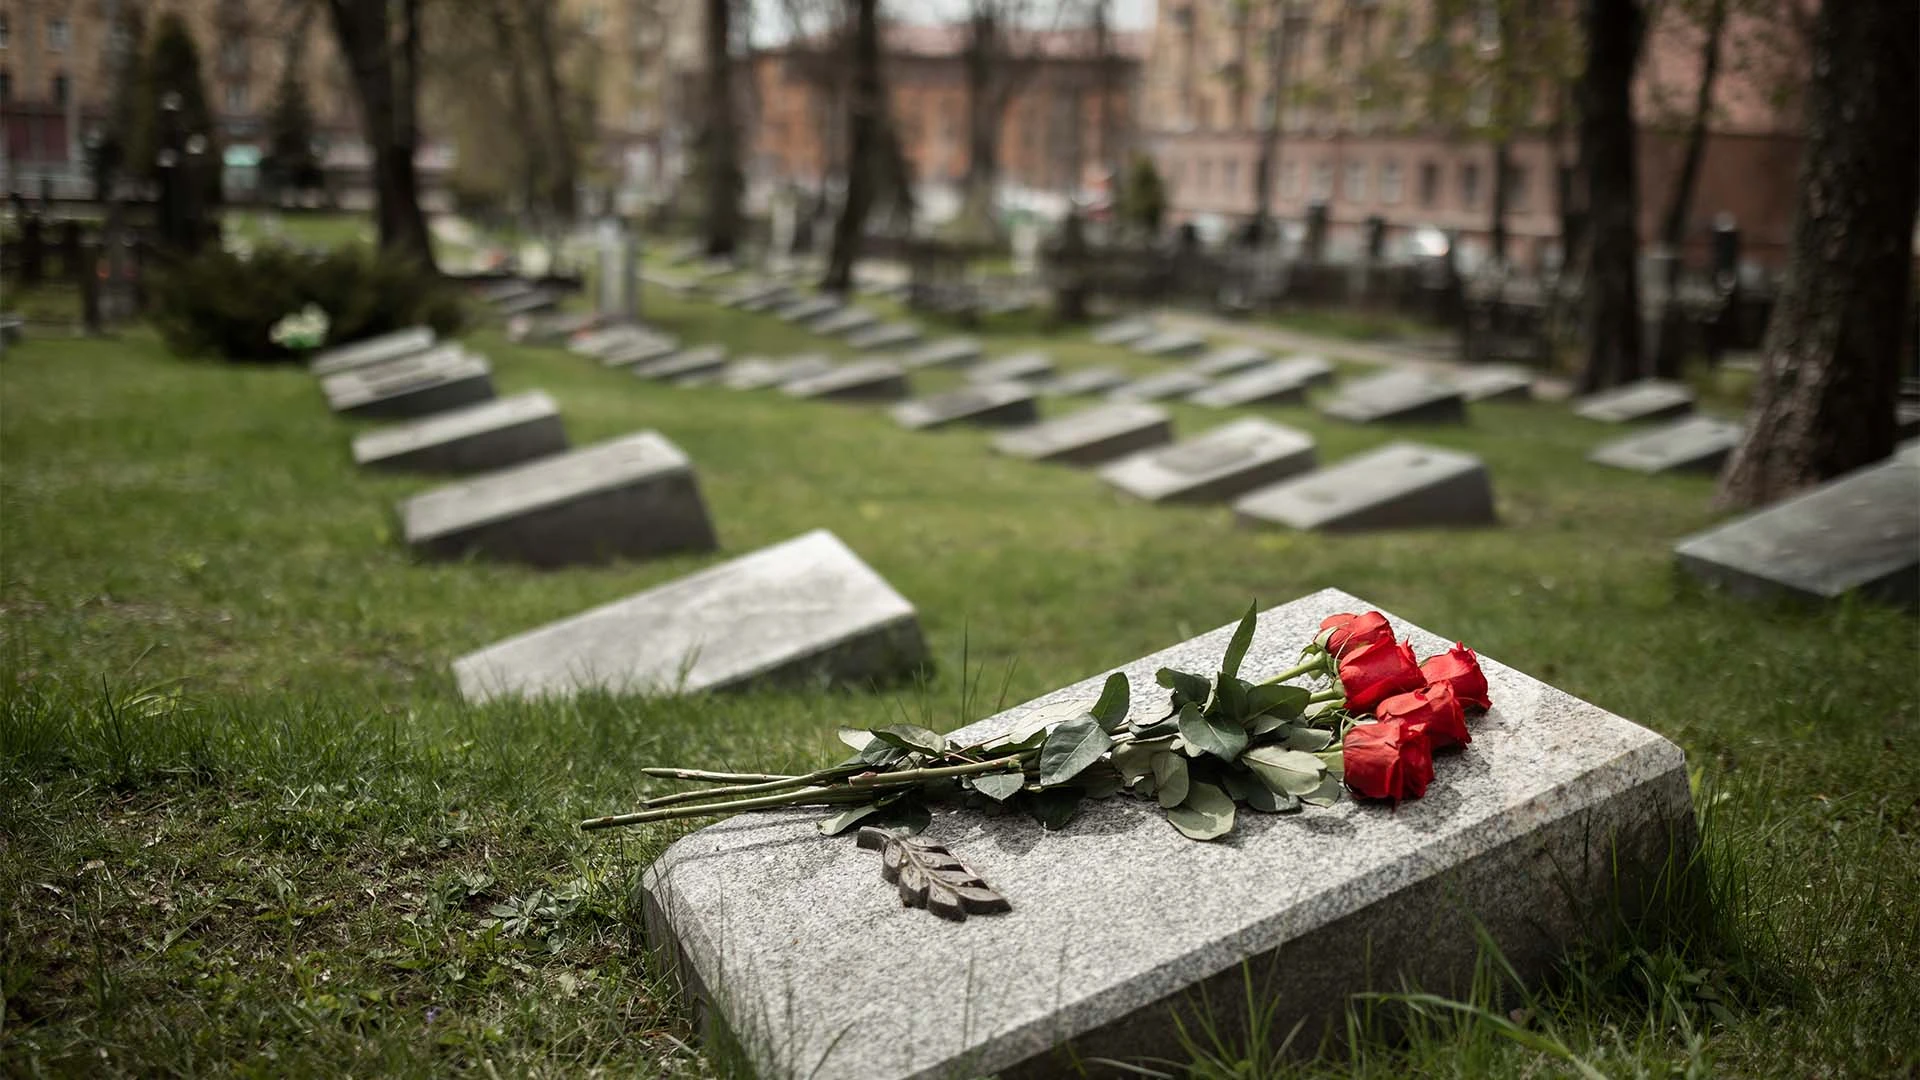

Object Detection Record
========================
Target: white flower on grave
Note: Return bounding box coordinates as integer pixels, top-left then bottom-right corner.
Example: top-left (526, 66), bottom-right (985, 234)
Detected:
top-left (270, 303), bottom-right (331, 351)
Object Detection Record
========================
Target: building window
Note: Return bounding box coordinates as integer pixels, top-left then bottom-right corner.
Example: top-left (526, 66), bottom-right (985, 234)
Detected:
top-left (1419, 161), bottom-right (1440, 207)
top-left (225, 83), bottom-right (248, 113)
top-left (1380, 160), bottom-right (1403, 205)
top-left (221, 40), bottom-right (247, 76)
top-left (1312, 162), bottom-right (1333, 200)
top-left (1223, 158), bottom-right (1240, 195)
top-left (1344, 161), bottom-right (1367, 202)
top-left (1461, 162), bottom-right (1482, 209)
top-left (1508, 165), bottom-right (1529, 212)
top-left (52, 73), bottom-right (69, 104)
top-left (1324, 24), bottom-right (1343, 67)
top-left (0, 71), bottom-right (10, 104)
top-left (1467, 82), bottom-right (1492, 127)
top-left (1280, 161), bottom-right (1299, 198)
top-left (47, 17), bottom-right (69, 52)
top-left (0, 15), bottom-right (10, 50)
top-left (1198, 158), bottom-right (1213, 192)
top-left (1476, 1), bottom-right (1501, 52)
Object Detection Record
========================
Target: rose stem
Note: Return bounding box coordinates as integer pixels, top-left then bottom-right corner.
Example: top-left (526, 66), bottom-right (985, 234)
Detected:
top-left (1308, 686), bottom-right (1345, 704)
top-left (579, 786), bottom-right (872, 830)
top-left (1257, 656), bottom-right (1327, 687)
top-left (846, 753), bottom-right (1031, 787)
top-left (639, 765), bottom-right (864, 809)
top-left (640, 767), bottom-right (798, 784)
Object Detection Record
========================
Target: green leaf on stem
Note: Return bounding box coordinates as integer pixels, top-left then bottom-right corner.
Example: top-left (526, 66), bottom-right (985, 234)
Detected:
top-left (837, 727), bottom-right (876, 752)
top-left (1304, 698), bottom-right (1344, 721)
top-left (1280, 726), bottom-right (1334, 752)
top-left (1247, 683), bottom-right (1311, 720)
top-left (1156, 667), bottom-right (1212, 708)
top-left (1166, 782), bottom-right (1236, 841)
top-left (1317, 749), bottom-right (1345, 777)
top-left (1300, 775), bottom-right (1343, 807)
top-left (1151, 752), bottom-right (1189, 809)
top-left (1077, 761), bottom-right (1126, 799)
top-left (1129, 719), bottom-right (1181, 741)
top-left (1221, 602), bottom-right (1258, 679)
top-left (1111, 741), bottom-right (1158, 784)
top-left (877, 798), bottom-right (932, 835)
top-left (1025, 787), bottom-right (1083, 830)
top-left (1178, 701), bottom-right (1248, 763)
top-left (1089, 672), bottom-right (1130, 732)
top-left (1037, 713), bottom-right (1112, 787)
top-left (859, 742), bottom-right (910, 768)
top-left (1242, 746), bottom-right (1327, 797)
top-left (817, 803), bottom-right (886, 836)
top-left (1213, 675), bottom-right (1249, 721)
top-left (871, 724), bottom-right (947, 756)
top-left (970, 771), bottom-right (1027, 802)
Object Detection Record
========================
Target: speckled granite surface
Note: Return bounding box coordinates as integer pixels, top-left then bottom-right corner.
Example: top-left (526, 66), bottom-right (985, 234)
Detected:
top-left (641, 589), bottom-right (1692, 1080)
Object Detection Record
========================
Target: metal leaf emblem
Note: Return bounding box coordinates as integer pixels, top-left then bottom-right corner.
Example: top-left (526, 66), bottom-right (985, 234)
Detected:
top-left (856, 827), bottom-right (1011, 922)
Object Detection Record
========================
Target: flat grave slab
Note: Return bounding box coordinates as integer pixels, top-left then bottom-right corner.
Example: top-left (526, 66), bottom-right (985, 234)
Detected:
top-left (782, 360), bottom-right (911, 402)
top-left (1107, 369), bottom-right (1212, 403)
top-left (992, 403), bottom-right (1173, 465)
top-left (721, 353), bottom-right (836, 391)
top-left (1320, 369), bottom-right (1468, 424)
top-left (1188, 360), bottom-right (1322, 409)
top-left (641, 587), bottom-right (1691, 1080)
top-left (633, 344), bottom-right (730, 382)
top-left (318, 343), bottom-right (468, 390)
top-left (890, 381), bottom-right (1039, 431)
top-left (509, 311), bottom-right (602, 345)
top-left (1132, 329), bottom-right (1209, 358)
top-left (399, 431), bottom-right (717, 567)
top-left (847, 322), bottom-right (924, 351)
top-left (1039, 366), bottom-right (1129, 397)
top-left (1674, 453), bottom-right (1919, 609)
top-left (600, 333), bottom-right (682, 369)
top-left (1574, 379), bottom-right (1695, 423)
top-left (902, 337), bottom-right (984, 369)
top-left (352, 391), bottom-right (567, 473)
top-left (739, 289), bottom-right (797, 314)
top-left (308, 326), bottom-right (435, 376)
top-left (326, 355), bottom-right (496, 420)
top-left (776, 296), bottom-right (842, 324)
top-left (1098, 416), bottom-right (1316, 503)
top-left (1190, 344), bottom-right (1274, 378)
top-left (454, 530), bottom-right (925, 702)
top-left (495, 289), bottom-right (561, 318)
top-left (1588, 416), bottom-right (1743, 474)
top-left (1234, 442), bottom-right (1497, 531)
top-left (568, 325), bottom-right (650, 359)
top-left (811, 306), bottom-right (881, 336)
top-left (476, 279), bottom-right (534, 305)
top-left (717, 280), bottom-right (789, 309)
top-left (1450, 364), bottom-right (1535, 403)
top-left (1090, 317), bottom-right (1156, 347)
top-left (969, 351), bottom-right (1054, 384)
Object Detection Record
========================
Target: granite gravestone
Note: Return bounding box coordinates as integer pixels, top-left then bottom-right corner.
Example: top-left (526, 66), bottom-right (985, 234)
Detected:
top-left (634, 344), bottom-right (730, 382)
top-left (477, 279), bottom-right (533, 305)
top-left (1039, 367), bottom-right (1130, 397)
top-left (1108, 369), bottom-right (1212, 403)
top-left (1673, 452), bottom-right (1919, 609)
top-left (891, 382), bottom-right (1040, 431)
top-left (1098, 417), bottom-right (1316, 503)
top-left (811, 306), bottom-right (882, 337)
top-left (969, 352), bottom-right (1055, 384)
top-left (320, 343), bottom-right (467, 388)
top-left (641, 588), bottom-right (1692, 1080)
top-left (454, 530), bottom-right (926, 702)
top-left (778, 296), bottom-right (842, 324)
top-left (992, 403), bottom-right (1173, 465)
top-left (352, 391), bottom-right (567, 473)
top-left (902, 337), bottom-right (985, 370)
top-left (1190, 344), bottom-right (1273, 378)
top-left (1574, 379), bottom-right (1695, 423)
top-left (1188, 360), bottom-right (1322, 409)
top-left (1588, 416), bottom-right (1743, 475)
top-left (782, 360), bottom-right (911, 402)
top-left (722, 354), bottom-right (836, 391)
top-left (601, 333), bottom-right (682, 369)
top-left (1234, 442), bottom-right (1497, 531)
top-left (1091, 317), bottom-right (1156, 347)
top-left (568, 325), bottom-right (649, 359)
top-left (1319, 369), bottom-right (1467, 424)
top-left (848, 322), bottom-right (924, 352)
top-left (495, 289), bottom-right (562, 318)
top-left (399, 431), bottom-right (717, 567)
top-left (1450, 364), bottom-right (1535, 403)
top-left (326, 354), bottom-right (496, 420)
top-left (308, 325), bottom-right (435, 377)
top-left (510, 311), bottom-right (602, 346)
top-left (1132, 329), bottom-right (1208, 358)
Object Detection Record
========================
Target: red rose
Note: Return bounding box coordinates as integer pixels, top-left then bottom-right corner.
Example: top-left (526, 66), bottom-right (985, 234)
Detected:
top-left (1342, 719), bottom-right (1434, 801)
top-left (1337, 639), bottom-right (1425, 713)
top-left (1319, 611), bottom-right (1395, 656)
top-left (1375, 682), bottom-right (1470, 750)
top-left (1420, 642), bottom-right (1490, 710)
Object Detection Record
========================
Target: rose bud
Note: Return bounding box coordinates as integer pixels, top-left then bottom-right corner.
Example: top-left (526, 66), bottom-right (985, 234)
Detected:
top-left (1318, 611), bottom-right (1395, 656)
top-left (1375, 682), bottom-right (1470, 750)
top-left (1337, 638), bottom-right (1425, 713)
top-left (1420, 642), bottom-right (1491, 711)
top-left (1342, 719), bottom-right (1435, 801)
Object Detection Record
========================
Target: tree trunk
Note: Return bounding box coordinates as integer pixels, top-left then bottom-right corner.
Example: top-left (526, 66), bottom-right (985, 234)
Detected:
top-left (486, 0), bottom-right (542, 218)
top-left (1093, 0), bottom-right (1120, 184)
top-left (1490, 140), bottom-right (1511, 267)
top-left (823, 0), bottom-right (881, 294)
top-left (326, 0), bottom-right (435, 271)
top-left (526, 0), bottom-right (578, 221)
top-left (1250, 2), bottom-right (1289, 238)
top-left (1575, 0), bottom-right (1645, 392)
top-left (961, 10), bottom-right (1002, 234)
top-left (701, 0), bottom-right (741, 257)
top-left (1651, 0), bottom-right (1728, 378)
top-left (1717, 0), bottom-right (1919, 508)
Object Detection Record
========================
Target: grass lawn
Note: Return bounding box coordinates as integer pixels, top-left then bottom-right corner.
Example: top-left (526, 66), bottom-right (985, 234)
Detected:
top-left (3, 282), bottom-right (1916, 1077)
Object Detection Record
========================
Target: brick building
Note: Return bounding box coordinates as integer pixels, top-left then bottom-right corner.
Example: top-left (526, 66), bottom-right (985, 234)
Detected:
top-left (1141, 0), bottom-right (1811, 267)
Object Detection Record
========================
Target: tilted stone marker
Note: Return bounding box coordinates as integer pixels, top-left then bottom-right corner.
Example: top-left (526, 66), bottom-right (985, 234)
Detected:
top-left (320, 343), bottom-right (467, 388)
top-left (352, 391), bottom-right (567, 474)
top-left (634, 344), bottom-right (730, 382)
top-left (722, 353), bottom-right (836, 391)
top-left (782, 360), bottom-right (911, 402)
top-left (1190, 344), bottom-right (1274, 378)
top-left (1320, 369), bottom-right (1468, 424)
top-left (308, 325), bottom-right (435, 377)
top-left (777, 296), bottom-right (841, 324)
top-left (568, 325), bottom-right (649, 359)
top-left (969, 351), bottom-right (1054, 384)
top-left (326, 354), bottom-right (495, 420)
top-left (399, 430), bottom-right (717, 567)
top-left (600, 333), bottom-right (681, 369)
top-left (993, 402), bottom-right (1173, 465)
top-left (640, 587), bottom-right (1692, 1080)
top-left (1450, 364), bottom-right (1535, 403)
top-left (1108, 369), bottom-right (1212, 403)
top-left (1091, 317), bottom-right (1156, 347)
top-left (476, 279), bottom-right (533, 305)
top-left (1099, 416), bottom-right (1316, 503)
top-left (1588, 416), bottom-right (1743, 475)
top-left (1674, 452), bottom-right (1919, 609)
top-left (847, 322), bottom-right (923, 352)
top-left (1574, 378), bottom-right (1695, 423)
top-left (811, 306), bottom-right (881, 337)
top-left (1039, 366), bottom-right (1130, 397)
top-left (1188, 359), bottom-right (1323, 409)
top-left (495, 289), bottom-right (561, 318)
top-left (890, 381), bottom-right (1039, 431)
top-left (1132, 329), bottom-right (1208, 358)
top-left (510, 311), bottom-right (602, 346)
top-left (902, 336), bottom-right (984, 369)
top-left (454, 530), bottom-right (926, 702)
top-left (1234, 442), bottom-right (1497, 531)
